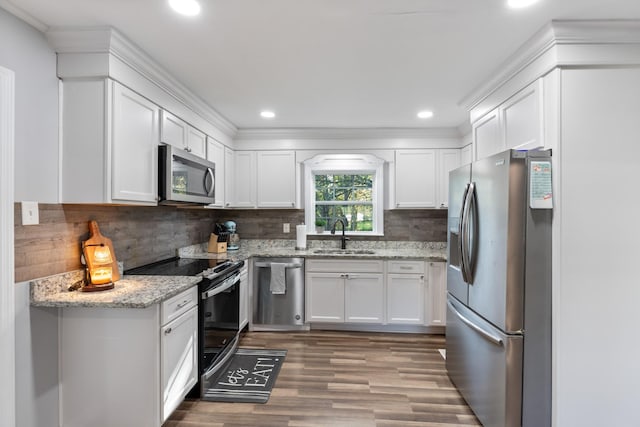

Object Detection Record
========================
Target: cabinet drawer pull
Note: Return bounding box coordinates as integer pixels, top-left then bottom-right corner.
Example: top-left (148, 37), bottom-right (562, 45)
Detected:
top-left (399, 266), bottom-right (413, 270)
top-left (164, 327), bottom-right (172, 335)
top-left (176, 300), bottom-right (190, 309)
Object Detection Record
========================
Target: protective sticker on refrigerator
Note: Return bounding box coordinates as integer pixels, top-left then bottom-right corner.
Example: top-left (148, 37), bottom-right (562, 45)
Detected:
top-left (529, 161), bottom-right (553, 209)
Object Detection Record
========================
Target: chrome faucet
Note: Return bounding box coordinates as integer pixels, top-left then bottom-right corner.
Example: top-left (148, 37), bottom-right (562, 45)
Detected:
top-left (331, 218), bottom-right (350, 250)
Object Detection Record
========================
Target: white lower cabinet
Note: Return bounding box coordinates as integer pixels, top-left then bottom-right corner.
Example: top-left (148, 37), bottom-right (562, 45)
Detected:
top-left (425, 262), bottom-right (447, 326)
top-left (305, 259), bottom-right (384, 324)
top-left (386, 260), bottom-right (425, 324)
top-left (239, 264), bottom-right (249, 330)
top-left (59, 287), bottom-right (198, 427)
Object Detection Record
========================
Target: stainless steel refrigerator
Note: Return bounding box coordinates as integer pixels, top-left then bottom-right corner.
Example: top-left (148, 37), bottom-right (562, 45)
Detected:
top-left (446, 149), bottom-right (552, 427)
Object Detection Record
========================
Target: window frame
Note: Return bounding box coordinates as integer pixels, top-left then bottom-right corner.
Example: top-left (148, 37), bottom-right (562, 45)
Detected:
top-left (304, 154), bottom-right (384, 236)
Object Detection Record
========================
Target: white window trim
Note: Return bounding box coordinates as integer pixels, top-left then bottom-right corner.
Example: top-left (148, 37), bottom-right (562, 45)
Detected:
top-left (304, 154), bottom-right (385, 236)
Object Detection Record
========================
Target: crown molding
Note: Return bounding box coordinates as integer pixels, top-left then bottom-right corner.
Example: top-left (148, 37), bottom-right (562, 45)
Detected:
top-left (0, 0), bottom-right (48, 32)
top-left (46, 26), bottom-right (237, 137)
top-left (460, 19), bottom-right (640, 113)
top-left (235, 127), bottom-right (463, 141)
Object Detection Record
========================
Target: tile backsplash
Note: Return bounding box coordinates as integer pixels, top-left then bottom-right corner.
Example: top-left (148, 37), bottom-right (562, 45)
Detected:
top-left (14, 204), bottom-right (446, 282)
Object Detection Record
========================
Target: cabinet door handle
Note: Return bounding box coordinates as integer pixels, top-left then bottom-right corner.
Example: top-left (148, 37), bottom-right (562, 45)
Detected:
top-left (176, 300), bottom-right (190, 309)
top-left (164, 327), bottom-right (172, 335)
top-left (399, 266), bottom-right (412, 270)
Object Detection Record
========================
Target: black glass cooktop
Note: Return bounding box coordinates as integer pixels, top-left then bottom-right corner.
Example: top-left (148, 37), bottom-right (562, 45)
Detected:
top-left (125, 257), bottom-right (232, 277)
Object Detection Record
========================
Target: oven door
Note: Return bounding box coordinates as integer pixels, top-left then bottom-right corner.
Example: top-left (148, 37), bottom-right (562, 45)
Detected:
top-left (200, 272), bottom-right (240, 380)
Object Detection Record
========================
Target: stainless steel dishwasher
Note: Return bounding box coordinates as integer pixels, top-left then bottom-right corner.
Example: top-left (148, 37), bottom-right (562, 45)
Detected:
top-left (251, 257), bottom-right (307, 331)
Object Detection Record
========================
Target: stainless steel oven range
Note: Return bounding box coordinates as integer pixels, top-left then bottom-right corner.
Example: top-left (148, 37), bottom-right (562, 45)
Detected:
top-left (126, 257), bottom-right (245, 398)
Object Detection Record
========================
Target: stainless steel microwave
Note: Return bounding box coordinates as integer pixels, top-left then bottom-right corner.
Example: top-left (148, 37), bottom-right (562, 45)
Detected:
top-left (158, 144), bottom-right (215, 204)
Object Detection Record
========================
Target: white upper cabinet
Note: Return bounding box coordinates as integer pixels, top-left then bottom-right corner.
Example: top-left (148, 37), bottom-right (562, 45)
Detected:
top-left (227, 150), bottom-right (297, 209)
top-left (257, 151), bottom-right (296, 208)
top-left (473, 109), bottom-right (503, 161)
top-left (224, 147), bottom-right (234, 208)
top-left (206, 138), bottom-right (226, 207)
top-left (437, 149), bottom-right (461, 209)
top-left (502, 80), bottom-right (544, 151)
top-left (230, 151), bottom-right (257, 208)
top-left (161, 110), bottom-right (206, 158)
top-left (472, 79), bottom-right (544, 161)
top-left (60, 79), bottom-right (159, 205)
top-left (460, 144), bottom-right (472, 166)
top-left (394, 149), bottom-right (437, 208)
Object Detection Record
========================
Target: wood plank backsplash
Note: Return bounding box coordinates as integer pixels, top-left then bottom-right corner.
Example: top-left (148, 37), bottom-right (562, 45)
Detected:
top-left (14, 204), bottom-right (446, 282)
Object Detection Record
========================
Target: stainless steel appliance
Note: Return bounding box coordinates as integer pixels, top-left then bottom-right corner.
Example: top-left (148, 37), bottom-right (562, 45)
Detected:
top-left (446, 149), bottom-right (552, 427)
top-left (158, 144), bottom-right (215, 204)
top-left (252, 257), bottom-right (307, 330)
top-left (126, 257), bottom-right (244, 398)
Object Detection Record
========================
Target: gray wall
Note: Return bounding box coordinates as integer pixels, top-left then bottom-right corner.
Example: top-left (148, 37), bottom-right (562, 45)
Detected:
top-left (0, 7), bottom-right (59, 203)
top-left (14, 282), bottom-right (59, 427)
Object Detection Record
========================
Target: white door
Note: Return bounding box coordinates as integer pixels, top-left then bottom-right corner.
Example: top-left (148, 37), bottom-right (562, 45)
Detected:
top-left (395, 149), bottom-right (437, 208)
top-left (305, 273), bottom-right (344, 322)
top-left (473, 110), bottom-right (503, 161)
top-left (387, 274), bottom-right (424, 324)
top-left (437, 149), bottom-right (461, 209)
top-left (111, 82), bottom-right (159, 203)
top-left (206, 138), bottom-right (225, 207)
top-left (161, 307), bottom-right (198, 422)
top-left (257, 151), bottom-right (296, 208)
top-left (425, 262), bottom-right (447, 326)
top-left (231, 151), bottom-right (256, 208)
top-left (344, 274), bottom-right (384, 323)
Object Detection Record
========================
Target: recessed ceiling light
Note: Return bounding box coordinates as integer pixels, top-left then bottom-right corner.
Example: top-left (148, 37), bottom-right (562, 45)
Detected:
top-left (260, 111), bottom-right (276, 119)
top-left (507, 0), bottom-right (539, 9)
top-left (417, 111), bottom-right (434, 119)
top-left (169, 0), bottom-right (201, 16)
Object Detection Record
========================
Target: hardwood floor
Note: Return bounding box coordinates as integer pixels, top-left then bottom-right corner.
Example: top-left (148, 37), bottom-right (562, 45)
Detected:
top-left (164, 330), bottom-right (480, 427)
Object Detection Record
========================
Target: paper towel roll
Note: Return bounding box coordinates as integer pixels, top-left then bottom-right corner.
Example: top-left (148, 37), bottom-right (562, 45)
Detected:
top-left (296, 224), bottom-right (307, 250)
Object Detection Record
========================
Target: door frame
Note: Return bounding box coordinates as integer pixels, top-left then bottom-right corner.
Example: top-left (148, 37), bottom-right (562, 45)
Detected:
top-left (0, 65), bottom-right (16, 426)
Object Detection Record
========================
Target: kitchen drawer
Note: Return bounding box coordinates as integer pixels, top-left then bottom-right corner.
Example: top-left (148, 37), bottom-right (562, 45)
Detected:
top-left (161, 286), bottom-right (197, 325)
top-left (306, 259), bottom-right (384, 273)
top-left (387, 260), bottom-right (425, 274)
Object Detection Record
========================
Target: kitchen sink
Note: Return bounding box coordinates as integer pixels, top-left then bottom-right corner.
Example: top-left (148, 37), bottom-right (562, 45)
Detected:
top-left (312, 249), bottom-right (376, 255)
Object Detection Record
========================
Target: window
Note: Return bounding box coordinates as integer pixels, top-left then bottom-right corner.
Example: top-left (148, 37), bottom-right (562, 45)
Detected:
top-left (304, 154), bottom-right (384, 235)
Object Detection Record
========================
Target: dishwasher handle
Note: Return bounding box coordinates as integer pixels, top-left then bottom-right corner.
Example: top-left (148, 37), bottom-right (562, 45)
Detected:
top-left (254, 262), bottom-right (303, 269)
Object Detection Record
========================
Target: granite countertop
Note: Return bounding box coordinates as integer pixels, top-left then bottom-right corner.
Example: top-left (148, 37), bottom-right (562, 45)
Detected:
top-left (31, 239), bottom-right (445, 309)
top-left (31, 269), bottom-right (202, 308)
top-left (179, 239), bottom-right (448, 263)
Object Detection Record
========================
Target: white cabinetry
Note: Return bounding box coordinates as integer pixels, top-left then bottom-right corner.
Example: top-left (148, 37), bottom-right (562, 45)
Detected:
top-left (224, 147), bottom-right (234, 208)
top-left (386, 260), bottom-right (425, 324)
top-left (395, 149), bottom-right (460, 209)
top-left (306, 259), bottom-right (384, 324)
top-left (61, 79), bottom-right (159, 205)
top-left (228, 150), bottom-right (298, 208)
top-left (239, 264), bottom-right (249, 330)
top-left (59, 287), bottom-right (198, 427)
top-left (437, 149), bottom-right (461, 209)
top-left (472, 80), bottom-right (544, 161)
top-left (394, 149), bottom-right (437, 208)
top-left (473, 109), bottom-right (503, 161)
top-left (460, 144), bottom-right (472, 166)
top-left (230, 151), bottom-right (257, 208)
top-left (161, 110), bottom-right (206, 158)
top-left (257, 151), bottom-right (297, 208)
top-left (206, 138), bottom-right (226, 207)
top-left (424, 262), bottom-right (446, 326)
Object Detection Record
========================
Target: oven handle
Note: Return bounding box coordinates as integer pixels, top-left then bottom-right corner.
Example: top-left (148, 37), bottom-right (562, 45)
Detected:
top-left (202, 273), bottom-right (240, 299)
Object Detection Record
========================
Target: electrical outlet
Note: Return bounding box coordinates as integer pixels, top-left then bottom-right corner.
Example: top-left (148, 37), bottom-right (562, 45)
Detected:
top-left (21, 201), bottom-right (39, 225)
top-left (283, 223), bottom-right (290, 233)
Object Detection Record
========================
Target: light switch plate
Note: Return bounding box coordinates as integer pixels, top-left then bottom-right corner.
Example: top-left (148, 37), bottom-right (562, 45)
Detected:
top-left (21, 201), bottom-right (39, 225)
top-left (283, 223), bottom-right (290, 233)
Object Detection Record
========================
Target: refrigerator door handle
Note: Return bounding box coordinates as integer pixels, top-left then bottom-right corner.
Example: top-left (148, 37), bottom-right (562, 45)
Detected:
top-left (466, 182), bottom-right (478, 283)
top-left (447, 299), bottom-right (503, 346)
top-left (458, 183), bottom-right (470, 281)
top-left (460, 182), bottom-right (475, 283)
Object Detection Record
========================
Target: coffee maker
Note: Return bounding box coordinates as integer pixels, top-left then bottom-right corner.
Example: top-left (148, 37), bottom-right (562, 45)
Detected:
top-left (224, 220), bottom-right (240, 250)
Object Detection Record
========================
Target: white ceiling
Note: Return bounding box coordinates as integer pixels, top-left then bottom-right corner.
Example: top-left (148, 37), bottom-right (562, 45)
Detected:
top-left (7, 0), bottom-right (640, 131)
